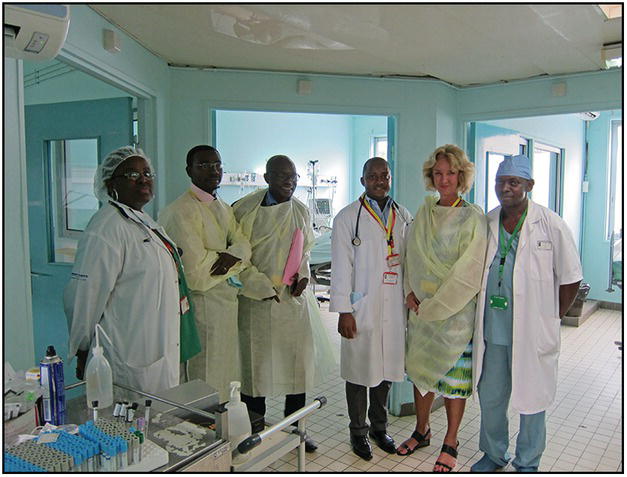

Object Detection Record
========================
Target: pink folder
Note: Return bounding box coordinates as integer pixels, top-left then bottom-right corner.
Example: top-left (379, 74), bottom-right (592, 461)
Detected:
top-left (282, 228), bottom-right (304, 285)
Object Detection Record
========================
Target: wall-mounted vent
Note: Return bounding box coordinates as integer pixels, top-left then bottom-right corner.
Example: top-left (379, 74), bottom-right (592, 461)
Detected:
top-left (578, 112), bottom-right (601, 121)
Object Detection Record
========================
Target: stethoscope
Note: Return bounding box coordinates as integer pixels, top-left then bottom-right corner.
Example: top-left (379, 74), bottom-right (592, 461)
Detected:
top-left (352, 195), bottom-right (411, 247)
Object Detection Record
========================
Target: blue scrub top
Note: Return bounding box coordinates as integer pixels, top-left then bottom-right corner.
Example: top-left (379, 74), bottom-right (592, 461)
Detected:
top-left (483, 228), bottom-right (518, 346)
top-left (365, 196), bottom-right (392, 223)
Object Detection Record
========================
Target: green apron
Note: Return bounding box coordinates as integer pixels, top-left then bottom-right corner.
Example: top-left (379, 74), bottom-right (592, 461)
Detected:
top-left (152, 228), bottom-right (202, 362)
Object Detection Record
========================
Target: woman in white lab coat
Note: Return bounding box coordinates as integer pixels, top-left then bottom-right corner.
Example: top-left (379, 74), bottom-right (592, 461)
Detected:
top-left (65, 146), bottom-right (198, 394)
top-left (397, 145), bottom-right (487, 472)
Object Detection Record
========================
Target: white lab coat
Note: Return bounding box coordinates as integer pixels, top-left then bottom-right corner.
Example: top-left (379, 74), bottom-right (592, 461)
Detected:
top-left (330, 198), bottom-right (412, 387)
top-left (65, 201), bottom-right (180, 394)
top-left (472, 200), bottom-right (583, 414)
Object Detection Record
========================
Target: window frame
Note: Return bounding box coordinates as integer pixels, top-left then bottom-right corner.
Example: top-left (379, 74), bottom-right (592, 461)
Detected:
top-left (46, 137), bottom-right (101, 263)
top-left (371, 135), bottom-right (388, 159)
top-left (531, 140), bottom-right (564, 215)
top-left (606, 119), bottom-right (623, 240)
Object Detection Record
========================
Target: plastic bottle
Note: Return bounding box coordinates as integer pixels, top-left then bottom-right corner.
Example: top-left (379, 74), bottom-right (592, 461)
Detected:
top-left (225, 381), bottom-right (252, 461)
top-left (85, 324), bottom-right (113, 409)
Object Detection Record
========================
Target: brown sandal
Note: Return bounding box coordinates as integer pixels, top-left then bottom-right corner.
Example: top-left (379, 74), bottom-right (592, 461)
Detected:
top-left (396, 427), bottom-right (431, 456)
top-left (433, 441), bottom-right (458, 472)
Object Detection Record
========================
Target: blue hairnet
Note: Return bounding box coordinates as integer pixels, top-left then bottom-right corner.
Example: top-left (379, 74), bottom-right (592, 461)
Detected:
top-left (496, 154), bottom-right (532, 180)
top-left (94, 146), bottom-right (153, 202)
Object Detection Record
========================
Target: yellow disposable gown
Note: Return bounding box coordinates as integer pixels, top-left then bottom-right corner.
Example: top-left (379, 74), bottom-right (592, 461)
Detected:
top-left (233, 188), bottom-right (335, 397)
top-left (404, 196), bottom-right (487, 393)
top-left (159, 190), bottom-right (251, 401)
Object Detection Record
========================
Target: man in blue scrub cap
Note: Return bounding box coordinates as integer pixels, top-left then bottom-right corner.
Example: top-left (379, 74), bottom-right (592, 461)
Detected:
top-left (470, 155), bottom-right (582, 472)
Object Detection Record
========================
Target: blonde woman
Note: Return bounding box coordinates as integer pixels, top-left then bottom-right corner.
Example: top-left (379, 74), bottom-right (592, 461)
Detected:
top-left (396, 145), bottom-right (487, 472)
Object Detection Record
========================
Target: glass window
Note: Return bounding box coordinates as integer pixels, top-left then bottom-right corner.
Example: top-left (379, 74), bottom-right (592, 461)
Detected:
top-left (485, 152), bottom-right (508, 212)
top-left (608, 120), bottom-right (623, 239)
top-left (372, 136), bottom-right (388, 159)
top-left (531, 148), bottom-right (551, 208)
top-left (531, 143), bottom-right (561, 213)
top-left (132, 119), bottom-right (138, 144)
top-left (48, 138), bottom-right (99, 263)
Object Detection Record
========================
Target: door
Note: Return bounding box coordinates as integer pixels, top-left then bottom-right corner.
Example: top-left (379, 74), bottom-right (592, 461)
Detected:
top-left (468, 122), bottom-right (528, 212)
top-left (25, 98), bottom-right (133, 387)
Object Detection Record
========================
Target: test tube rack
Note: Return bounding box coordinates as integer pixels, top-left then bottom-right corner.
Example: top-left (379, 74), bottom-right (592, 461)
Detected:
top-left (3, 417), bottom-right (166, 472)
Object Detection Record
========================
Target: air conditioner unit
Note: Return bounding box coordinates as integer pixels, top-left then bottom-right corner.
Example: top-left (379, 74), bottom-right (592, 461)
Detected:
top-left (4, 4), bottom-right (70, 61)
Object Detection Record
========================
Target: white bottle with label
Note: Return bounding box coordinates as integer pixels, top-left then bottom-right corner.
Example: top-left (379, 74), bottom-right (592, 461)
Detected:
top-left (225, 381), bottom-right (252, 463)
top-left (85, 324), bottom-right (113, 409)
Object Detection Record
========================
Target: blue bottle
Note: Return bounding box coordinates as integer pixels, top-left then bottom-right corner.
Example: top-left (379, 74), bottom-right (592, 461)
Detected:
top-left (40, 345), bottom-right (65, 425)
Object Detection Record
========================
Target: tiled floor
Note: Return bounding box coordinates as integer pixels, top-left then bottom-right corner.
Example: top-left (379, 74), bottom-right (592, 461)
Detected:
top-left (263, 303), bottom-right (622, 472)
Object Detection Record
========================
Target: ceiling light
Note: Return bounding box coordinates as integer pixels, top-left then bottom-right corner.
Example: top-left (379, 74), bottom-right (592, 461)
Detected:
top-left (602, 43), bottom-right (622, 69)
top-left (598, 4), bottom-right (622, 19)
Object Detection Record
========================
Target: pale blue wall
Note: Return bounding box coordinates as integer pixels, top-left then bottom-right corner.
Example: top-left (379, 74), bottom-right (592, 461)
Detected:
top-left (62, 6), bottom-right (170, 97)
top-left (23, 59), bottom-right (128, 105)
top-left (166, 69), bottom-right (459, 213)
top-left (60, 5), bottom-right (171, 211)
top-left (458, 70), bottom-right (621, 121)
top-left (350, 116), bottom-right (388, 200)
top-left (581, 110), bottom-right (622, 303)
top-left (484, 114), bottom-right (586, 249)
top-left (469, 122), bottom-right (524, 209)
top-left (214, 110), bottom-right (352, 212)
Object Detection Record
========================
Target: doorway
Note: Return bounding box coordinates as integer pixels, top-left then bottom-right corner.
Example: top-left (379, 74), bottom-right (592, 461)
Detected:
top-left (23, 58), bottom-right (136, 385)
top-left (213, 109), bottom-right (394, 230)
top-left (467, 110), bottom-right (622, 303)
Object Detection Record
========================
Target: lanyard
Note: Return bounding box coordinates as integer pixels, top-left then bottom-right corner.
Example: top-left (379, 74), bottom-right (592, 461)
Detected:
top-left (361, 194), bottom-right (397, 255)
top-left (497, 208), bottom-right (527, 286)
top-left (451, 197), bottom-right (462, 207)
top-left (151, 228), bottom-right (181, 269)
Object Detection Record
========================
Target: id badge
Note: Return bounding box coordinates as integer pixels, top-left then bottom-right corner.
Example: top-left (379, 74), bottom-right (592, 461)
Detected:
top-left (180, 296), bottom-right (190, 314)
top-left (489, 295), bottom-right (508, 310)
top-left (383, 272), bottom-right (398, 285)
top-left (537, 240), bottom-right (553, 251)
top-left (387, 253), bottom-right (401, 267)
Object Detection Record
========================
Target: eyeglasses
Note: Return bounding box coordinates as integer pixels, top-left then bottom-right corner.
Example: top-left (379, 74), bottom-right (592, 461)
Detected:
top-left (112, 171), bottom-right (156, 181)
top-left (270, 172), bottom-right (300, 182)
top-left (194, 162), bottom-right (222, 170)
top-left (364, 173), bottom-right (390, 181)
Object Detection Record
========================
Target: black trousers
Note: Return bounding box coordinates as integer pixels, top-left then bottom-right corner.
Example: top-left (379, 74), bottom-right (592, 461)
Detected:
top-left (241, 392), bottom-right (306, 420)
top-left (345, 380), bottom-right (391, 436)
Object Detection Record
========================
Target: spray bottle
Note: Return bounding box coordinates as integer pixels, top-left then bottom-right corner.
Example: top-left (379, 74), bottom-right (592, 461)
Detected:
top-left (40, 345), bottom-right (65, 425)
top-left (85, 324), bottom-right (113, 409)
top-left (225, 381), bottom-right (252, 462)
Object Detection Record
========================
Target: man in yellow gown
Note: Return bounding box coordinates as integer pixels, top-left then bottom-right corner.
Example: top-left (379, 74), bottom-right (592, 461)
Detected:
top-left (233, 155), bottom-right (335, 452)
top-left (159, 145), bottom-right (251, 401)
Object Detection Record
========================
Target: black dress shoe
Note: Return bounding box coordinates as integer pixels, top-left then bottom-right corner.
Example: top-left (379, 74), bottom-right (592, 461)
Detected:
top-left (289, 426), bottom-right (318, 453)
top-left (304, 433), bottom-right (318, 453)
top-left (350, 434), bottom-right (373, 460)
top-left (369, 430), bottom-right (396, 454)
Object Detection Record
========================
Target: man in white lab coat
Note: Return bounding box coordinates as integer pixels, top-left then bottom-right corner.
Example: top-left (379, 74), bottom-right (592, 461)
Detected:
top-left (159, 145), bottom-right (251, 402)
top-left (470, 155), bottom-right (582, 472)
top-left (330, 157), bottom-right (412, 461)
